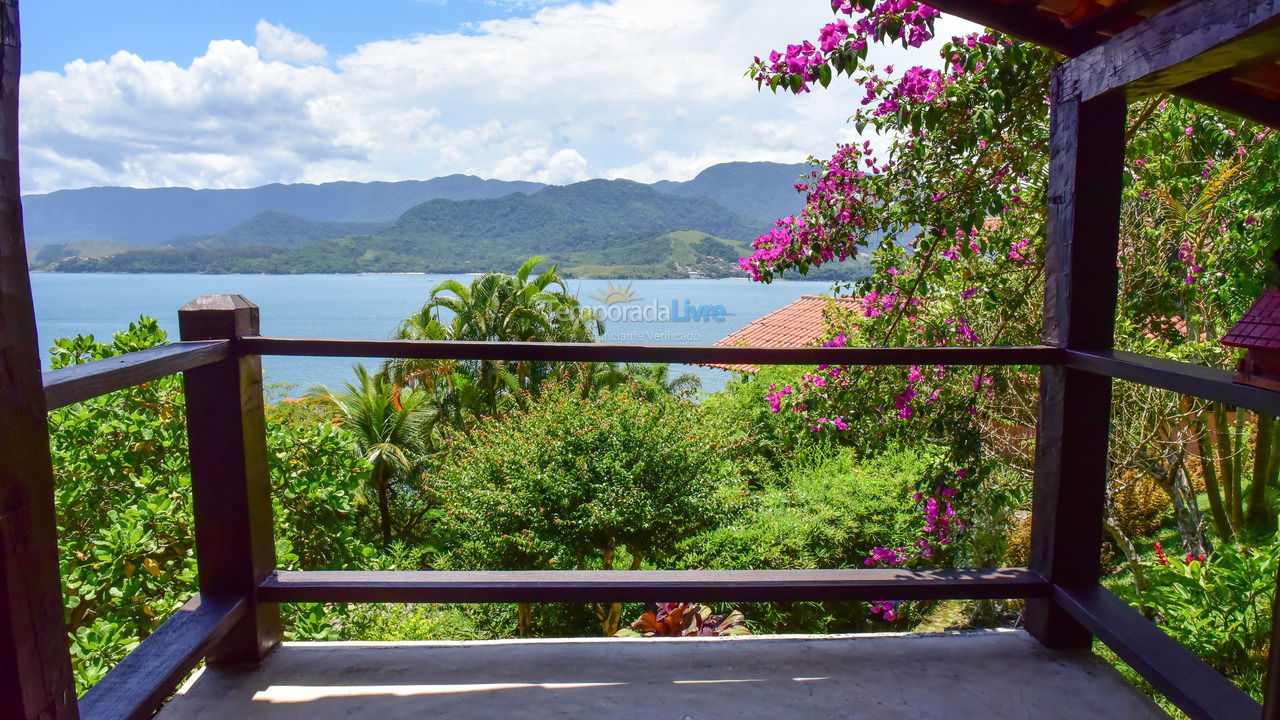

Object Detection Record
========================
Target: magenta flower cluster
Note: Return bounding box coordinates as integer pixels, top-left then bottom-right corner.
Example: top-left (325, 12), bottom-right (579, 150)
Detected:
top-left (751, 1), bottom-right (939, 96)
top-left (866, 478), bottom-right (967, 621)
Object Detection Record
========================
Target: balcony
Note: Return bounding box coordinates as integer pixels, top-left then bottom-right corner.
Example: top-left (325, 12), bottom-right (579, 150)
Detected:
top-left (156, 631), bottom-right (1164, 720)
top-left (6, 0), bottom-right (1280, 719)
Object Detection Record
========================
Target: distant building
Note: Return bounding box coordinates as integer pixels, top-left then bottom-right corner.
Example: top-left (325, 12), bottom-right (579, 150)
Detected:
top-left (705, 294), bottom-right (859, 373)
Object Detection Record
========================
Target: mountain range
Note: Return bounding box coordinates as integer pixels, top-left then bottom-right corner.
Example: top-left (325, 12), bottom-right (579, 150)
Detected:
top-left (28, 161), bottom-right (872, 280)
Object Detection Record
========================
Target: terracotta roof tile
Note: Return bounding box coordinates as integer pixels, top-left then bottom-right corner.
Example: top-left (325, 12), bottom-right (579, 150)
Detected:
top-left (705, 294), bottom-right (860, 373)
top-left (1222, 289), bottom-right (1280, 350)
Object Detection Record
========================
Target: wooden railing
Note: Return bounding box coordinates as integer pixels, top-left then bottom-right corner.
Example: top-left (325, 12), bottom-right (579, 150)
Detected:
top-left (37, 294), bottom-right (1269, 720)
top-left (13, 0), bottom-right (1280, 717)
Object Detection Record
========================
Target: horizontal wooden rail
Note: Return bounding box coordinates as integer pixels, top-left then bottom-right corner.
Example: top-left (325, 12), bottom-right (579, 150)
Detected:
top-left (78, 594), bottom-right (246, 720)
top-left (1065, 349), bottom-right (1280, 416)
top-left (1054, 584), bottom-right (1259, 720)
top-left (42, 341), bottom-right (230, 411)
top-left (260, 568), bottom-right (1048, 604)
top-left (239, 337), bottom-right (1063, 367)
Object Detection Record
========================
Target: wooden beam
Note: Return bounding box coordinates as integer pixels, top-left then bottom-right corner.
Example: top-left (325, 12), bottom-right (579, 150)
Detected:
top-left (1025, 73), bottom-right (1127, 650)
top-left (0, 1), bottom-right (80, 717)
top-left (1066, 349), bottom-right (1280, 416)
top-left (260, 568), bottom-right (1049, 604)
top-left (920, 0), bottom-right (1096, 55)
top-left (1056, 585), bottom-right (1260, 720)
top-left (77, 595), bottom-right (245, 720)
top-left (42, 340), bottom-right (229, 411)
top-left (1062, 0), bottom-right (1280, 101)
top-left (238, 337), bottom-right (1063, 367)
top-left (179, 296), bottom-right (280, 666)
top-left (1175, 70), bottom-right (1280, 128)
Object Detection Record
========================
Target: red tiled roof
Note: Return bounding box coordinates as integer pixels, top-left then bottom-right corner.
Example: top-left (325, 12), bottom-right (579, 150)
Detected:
top-left (1222, 289), bottom-right (1280, 350)
top-left (706, 294), bottom-right (860, 373)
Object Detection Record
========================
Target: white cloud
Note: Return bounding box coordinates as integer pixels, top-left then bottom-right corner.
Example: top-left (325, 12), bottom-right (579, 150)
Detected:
top-left (19, 2), bottom-right (978, 194)
top-left (254, 20), bottom-right (328, 64)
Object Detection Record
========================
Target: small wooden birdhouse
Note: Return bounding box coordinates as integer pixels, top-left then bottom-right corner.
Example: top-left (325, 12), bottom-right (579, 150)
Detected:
top-left (1222, 289), bottom-right (1280, 391)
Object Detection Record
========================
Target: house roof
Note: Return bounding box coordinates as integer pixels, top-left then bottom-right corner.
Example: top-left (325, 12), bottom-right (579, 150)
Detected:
top-left (705, 294), bottom-right (860, 373)
top-left (1222, 289), bottom-right (1280, 350)
top-left (924, 0), bottom-right (1280, 128)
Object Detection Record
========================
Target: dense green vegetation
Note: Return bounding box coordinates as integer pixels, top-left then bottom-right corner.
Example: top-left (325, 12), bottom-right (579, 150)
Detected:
top-left (50, 266), bottom-right (953, 693)
top-left (745, 2), bottom-right (1280, 712)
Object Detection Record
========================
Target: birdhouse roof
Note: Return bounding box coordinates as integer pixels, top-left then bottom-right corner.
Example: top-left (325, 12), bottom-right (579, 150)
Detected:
top-left (1222, 289), bottom-right (1280, 350)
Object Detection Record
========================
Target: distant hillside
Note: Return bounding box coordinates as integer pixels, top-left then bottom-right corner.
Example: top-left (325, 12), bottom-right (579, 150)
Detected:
top-left (652, 161), bottom-right (810, 223)
top-left (22, 175), bottom-right (546, 247)
top-left (27, 161), bottom-right (850, 279)
top-left (41, 180), bottom-right (794, 277)
top-left (170, 212), bottom-right (386, 250)
top-left (22, 162), bottom-right (809, 249)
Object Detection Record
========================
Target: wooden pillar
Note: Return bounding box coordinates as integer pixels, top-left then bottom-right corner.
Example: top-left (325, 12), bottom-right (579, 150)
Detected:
top-left (1025, 67), bottom-right (1127, 649)
top-left (179, 295), bottom-right (280, 665)
top-left (0, 2), bottom-right (81, 717)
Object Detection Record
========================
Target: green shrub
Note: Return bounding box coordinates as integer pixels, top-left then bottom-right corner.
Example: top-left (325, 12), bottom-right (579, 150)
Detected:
top-left (676, 446), bottom-right (933, 633)
top-left (697, 366), bottom-right (832, 484)
top-left (1117, 538), bottom-right (1279, 701)
top-left (49, 319), bottom-right (379, 690)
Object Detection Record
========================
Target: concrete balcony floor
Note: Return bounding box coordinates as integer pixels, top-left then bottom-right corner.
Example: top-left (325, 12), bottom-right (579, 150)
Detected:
top-left (157, 629), bottom-right (1167, 719)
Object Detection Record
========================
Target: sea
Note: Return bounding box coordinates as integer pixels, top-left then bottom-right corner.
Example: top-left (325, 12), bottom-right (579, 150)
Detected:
top-left (31, 273), bottom-right (835, 395)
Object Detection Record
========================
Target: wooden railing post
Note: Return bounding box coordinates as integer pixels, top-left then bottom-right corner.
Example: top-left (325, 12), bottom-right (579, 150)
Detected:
top-left (1025, 68), bottom-right (1127, 649)
top-left (179, 295), bottom-right (280, 665)
top-left (0, 1), bottom-right (80, 717)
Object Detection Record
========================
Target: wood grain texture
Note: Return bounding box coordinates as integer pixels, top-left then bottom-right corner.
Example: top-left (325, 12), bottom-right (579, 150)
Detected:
top-left (1056, 584), bottom-right (1260, 720)
top-left (1026, 78), bottom-right (1127, 650)
top-left (42, 341), bottom-right (229, 411)
top-left (920, 0), bottom-right (1096, 55)
top-left (259, 568), bottom-right (1049, 604)
top-left (1067, 349), bottom-right (1280, 416)
top-left (0, 1), bottom-right (80, 717)
top-left (239, 337), bottom-right (1063, 367)
top-left (1177, 69), bottom-right (1280, 128)
top-left (179, 296), bottom-right (280, 666)
top-left (78, 595), bottom-right (245, 720)
top-left (1061, 0), bottom-right (1280, 101)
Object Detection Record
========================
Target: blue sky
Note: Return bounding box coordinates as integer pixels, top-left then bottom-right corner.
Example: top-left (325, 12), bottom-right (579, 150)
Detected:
top-left (19, 1), bottom-right (974, 194)
top-left (23, 1), bottom-right (566, 73)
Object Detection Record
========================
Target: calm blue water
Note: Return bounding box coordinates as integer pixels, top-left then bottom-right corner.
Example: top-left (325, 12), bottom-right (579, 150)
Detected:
top-left (30, 273), bottom-right (834, 394)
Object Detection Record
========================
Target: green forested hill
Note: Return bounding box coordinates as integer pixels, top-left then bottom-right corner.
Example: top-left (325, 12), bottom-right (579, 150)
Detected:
top-left (169, 211), bottom-right (387, 250)
top-left (31, 164), bottom-right (877, 279)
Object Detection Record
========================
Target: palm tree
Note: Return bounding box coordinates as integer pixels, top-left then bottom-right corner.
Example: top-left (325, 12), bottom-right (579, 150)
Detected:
top-left (314, 365), bottom-right (427, 547)
top-left (390, 257), bottom-right (602, 420)
top-left (620, 363), bottom-right (702, 398)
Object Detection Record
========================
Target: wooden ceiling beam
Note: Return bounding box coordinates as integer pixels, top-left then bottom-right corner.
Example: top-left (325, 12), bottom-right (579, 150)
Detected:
top-left (1061, 0), bottom-right (1280, 101)
top-left (1174, 71), bottom-right (1280, 128)
top-left (921, 0), bottom-right (1097, 55)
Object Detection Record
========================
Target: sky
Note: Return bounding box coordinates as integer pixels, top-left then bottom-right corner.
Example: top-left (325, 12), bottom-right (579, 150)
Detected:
top-left (19, 0), bottom-right (976, 194)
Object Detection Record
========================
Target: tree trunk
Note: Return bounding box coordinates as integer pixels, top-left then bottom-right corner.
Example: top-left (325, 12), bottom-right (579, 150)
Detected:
top-left (1247, 412), bottom-right (1276, 535)
top-left (1170, 461), bottom-right (1209, 556)
top-left (1231, 407), bottom-right (1246, 532)
top-left (375, 465), bottom-right (393, 548)
top-left (517, 603), bottom-right (533, 637)
top-left (1103, 517), bottom-right (1146, 611)
top-left (1203, 404), bottom-right (1237, 539)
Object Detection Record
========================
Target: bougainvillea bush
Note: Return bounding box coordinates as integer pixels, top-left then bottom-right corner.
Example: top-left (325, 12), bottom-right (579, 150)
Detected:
top-left (743, 0), bottom-right (1280, 697)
